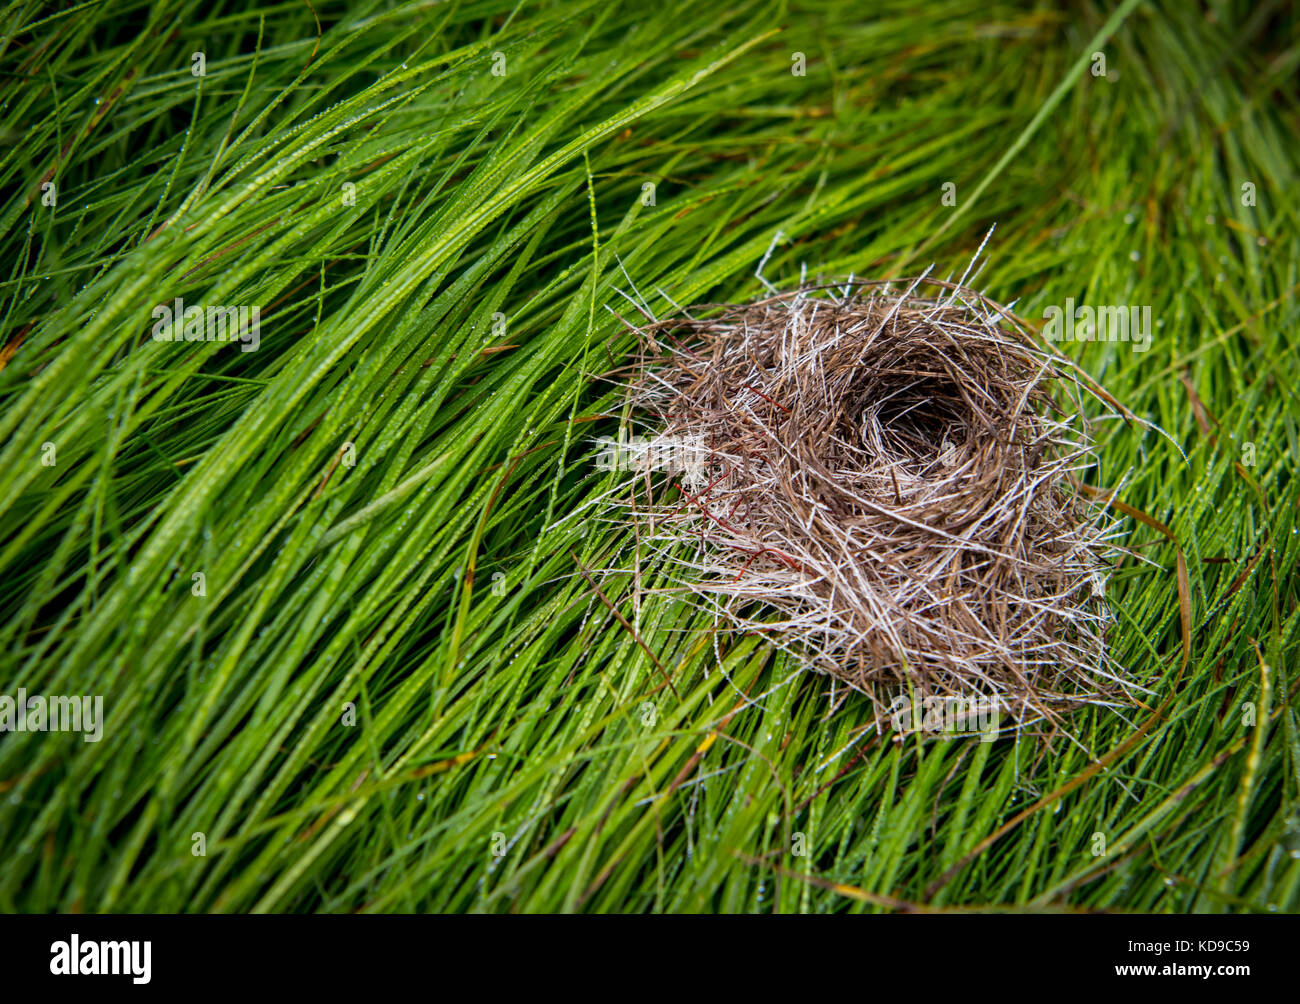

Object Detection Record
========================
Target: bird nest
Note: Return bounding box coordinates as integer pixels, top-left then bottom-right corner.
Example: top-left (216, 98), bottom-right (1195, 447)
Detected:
top-left (607, 278), bottom-right (1135, 729)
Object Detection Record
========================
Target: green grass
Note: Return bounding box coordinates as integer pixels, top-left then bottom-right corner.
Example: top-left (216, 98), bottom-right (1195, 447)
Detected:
top-left (0, 0), bottom-right (1296, 913)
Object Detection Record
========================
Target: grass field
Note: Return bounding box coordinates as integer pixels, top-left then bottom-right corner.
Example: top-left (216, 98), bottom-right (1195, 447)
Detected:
top-left (0, 0), bottom-right (1296, 913)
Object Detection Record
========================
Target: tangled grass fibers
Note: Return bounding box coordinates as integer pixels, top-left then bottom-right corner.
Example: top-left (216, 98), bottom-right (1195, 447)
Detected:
top-left (610, 276), bottom-right (1143, 731)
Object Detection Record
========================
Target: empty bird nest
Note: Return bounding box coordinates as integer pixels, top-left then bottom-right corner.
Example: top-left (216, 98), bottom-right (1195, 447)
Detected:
top-left (601, 276), bottom-right (1144, 731)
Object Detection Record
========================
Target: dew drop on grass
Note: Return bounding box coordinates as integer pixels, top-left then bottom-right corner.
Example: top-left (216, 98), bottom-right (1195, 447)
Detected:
top-left (1129, 251), bottom-right (1140, 262)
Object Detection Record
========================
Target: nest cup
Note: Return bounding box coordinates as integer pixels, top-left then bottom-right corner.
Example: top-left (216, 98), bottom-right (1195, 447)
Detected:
top-left (619, 279), bottom-right (1130, 729)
